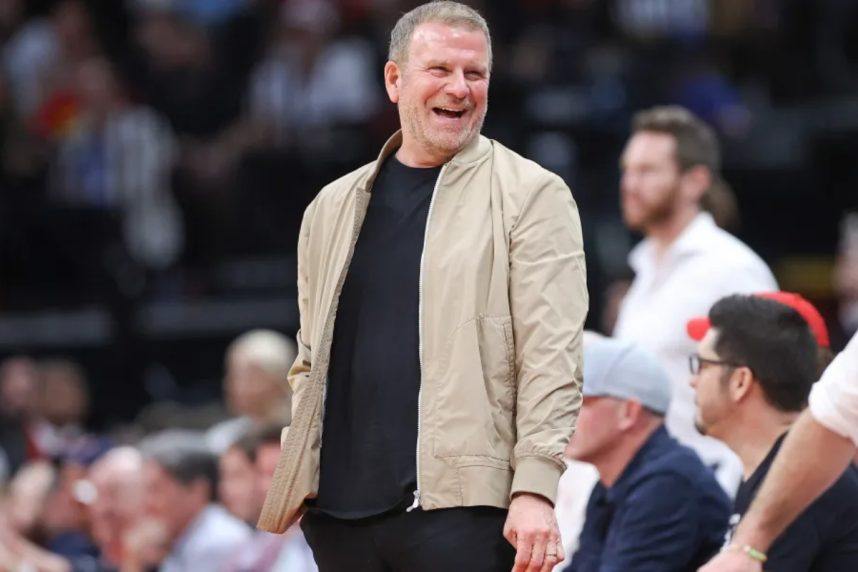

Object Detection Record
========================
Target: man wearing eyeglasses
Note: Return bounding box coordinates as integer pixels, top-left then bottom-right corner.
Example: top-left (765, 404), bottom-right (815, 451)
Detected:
top-left (687, 293), bottom-right (858, 571)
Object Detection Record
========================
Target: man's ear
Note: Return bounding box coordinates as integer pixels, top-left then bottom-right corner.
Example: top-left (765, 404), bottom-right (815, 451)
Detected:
top-left (728, 366), bottom-right (755, 403)
top-left (617, 400), bottom-right (644, 431)
top-left (384, 60), bottom-right (402, 104)
top-left (680, 165), bottom-right (711, 204)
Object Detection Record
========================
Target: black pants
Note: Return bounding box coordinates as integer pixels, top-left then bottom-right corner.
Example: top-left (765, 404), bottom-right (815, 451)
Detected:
top-left (300, 506), bottom-right (515, 571)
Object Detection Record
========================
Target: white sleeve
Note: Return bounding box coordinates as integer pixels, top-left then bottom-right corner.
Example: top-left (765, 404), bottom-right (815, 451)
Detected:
top-left (808, 332), bottom-right (858, 446)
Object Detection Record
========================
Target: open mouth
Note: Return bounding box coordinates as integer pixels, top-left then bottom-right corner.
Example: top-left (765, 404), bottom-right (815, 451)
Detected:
top-left (433, 107), bottom-right (466, 119)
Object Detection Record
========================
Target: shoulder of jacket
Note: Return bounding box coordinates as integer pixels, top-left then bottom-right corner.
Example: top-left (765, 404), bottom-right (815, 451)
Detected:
top-left (307, 160), bottom-right (375, 211)
top-left (487, 140), bottom-right (575, 230)
top-left (490, 139), bottom-right (567, 196)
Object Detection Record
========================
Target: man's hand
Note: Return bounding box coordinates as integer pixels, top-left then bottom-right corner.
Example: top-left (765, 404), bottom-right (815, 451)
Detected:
top-left (698, 549), bottom-right (763, 572)
top-left (503, 492), bottom-right (564, 572)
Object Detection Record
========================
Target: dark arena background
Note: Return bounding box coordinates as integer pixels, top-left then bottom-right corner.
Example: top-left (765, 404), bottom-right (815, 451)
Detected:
top-left (0, 0), bottom-right (857, 569)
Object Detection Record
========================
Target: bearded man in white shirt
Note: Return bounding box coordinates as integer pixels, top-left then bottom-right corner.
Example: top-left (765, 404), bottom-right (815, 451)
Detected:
top-left (612, 106), bottom-right (777, 496)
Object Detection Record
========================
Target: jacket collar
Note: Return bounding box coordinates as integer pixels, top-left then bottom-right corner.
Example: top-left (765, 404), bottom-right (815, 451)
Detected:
top-left (358, 129), bottom-right (492, 192)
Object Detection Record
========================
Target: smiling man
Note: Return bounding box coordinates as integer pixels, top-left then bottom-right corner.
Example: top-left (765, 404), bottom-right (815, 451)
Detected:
top-left (256, 2), bottom-right (588, 571)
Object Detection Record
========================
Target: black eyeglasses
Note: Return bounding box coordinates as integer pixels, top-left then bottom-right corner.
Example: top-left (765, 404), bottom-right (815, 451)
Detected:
top-left (688, 354), bottom-right (742, 375)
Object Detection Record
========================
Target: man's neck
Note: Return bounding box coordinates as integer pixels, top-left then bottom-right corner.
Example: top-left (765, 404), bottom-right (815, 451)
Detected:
top-left (646, 206), bottom-right (700, 260)
top-left (395, 142), bottom-right (450, 168)
top-left (721, 408), bottom-right (797, 480)
top-left (172, 503), bottom-right (209, 550)
top-left (594, 423), bottom-right (661, 488)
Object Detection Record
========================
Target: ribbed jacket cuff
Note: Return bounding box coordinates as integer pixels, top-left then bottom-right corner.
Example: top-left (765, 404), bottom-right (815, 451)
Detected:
top-left (510, 455), bottom-right (565, 505)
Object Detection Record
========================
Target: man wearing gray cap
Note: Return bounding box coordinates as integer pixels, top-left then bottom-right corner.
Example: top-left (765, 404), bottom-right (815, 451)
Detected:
top-left (565, 336), bottom-right (730, 571)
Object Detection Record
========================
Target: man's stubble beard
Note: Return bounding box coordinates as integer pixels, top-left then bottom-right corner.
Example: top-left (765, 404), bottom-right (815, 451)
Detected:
top-left (625, 181), bottom-right (682, 233)
top-left (400, 98), bottom-right (487, 160)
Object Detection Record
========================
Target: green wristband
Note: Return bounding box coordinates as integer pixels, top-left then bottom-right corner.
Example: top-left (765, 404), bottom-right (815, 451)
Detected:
top-left (729, 543), bottom-right (768, 563)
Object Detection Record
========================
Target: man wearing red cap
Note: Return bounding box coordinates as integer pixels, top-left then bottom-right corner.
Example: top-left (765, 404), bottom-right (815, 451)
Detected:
top-left (700, 329), bottom-right (858, 571)
top-left (686, 291), bottom-right (834, 375)
top-left (688, 293), bottom-right (858, 571)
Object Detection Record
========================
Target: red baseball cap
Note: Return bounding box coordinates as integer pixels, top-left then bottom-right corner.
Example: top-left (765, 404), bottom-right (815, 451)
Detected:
top-left (686, 291), bottom-right (830, 348)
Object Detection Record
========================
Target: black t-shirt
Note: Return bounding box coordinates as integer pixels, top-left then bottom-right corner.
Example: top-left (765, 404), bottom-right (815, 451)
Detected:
top-left (313, 155), bottom-right (441, 519)
top-left (731, 433), bottom-right (858, 571)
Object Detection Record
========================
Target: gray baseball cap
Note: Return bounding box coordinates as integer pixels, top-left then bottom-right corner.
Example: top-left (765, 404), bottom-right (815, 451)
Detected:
top-left (583, 336), bottom-right (672, 415)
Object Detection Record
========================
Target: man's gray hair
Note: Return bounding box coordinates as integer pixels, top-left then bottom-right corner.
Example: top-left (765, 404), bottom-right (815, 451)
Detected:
top-left (227, 329), bottom-right (296, 377)
top-left (388, 1), bottom-right (492, 71)
top-left (139, 430), bottom-right (218, 497)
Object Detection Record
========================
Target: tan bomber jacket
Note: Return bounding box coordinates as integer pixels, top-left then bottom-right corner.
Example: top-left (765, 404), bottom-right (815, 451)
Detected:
top-left (258, 131), bottom-right (587, 533)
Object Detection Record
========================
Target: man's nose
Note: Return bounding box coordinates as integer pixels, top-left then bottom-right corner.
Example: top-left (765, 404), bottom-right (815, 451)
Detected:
top-left (446, 70), bottom-right (469, 99)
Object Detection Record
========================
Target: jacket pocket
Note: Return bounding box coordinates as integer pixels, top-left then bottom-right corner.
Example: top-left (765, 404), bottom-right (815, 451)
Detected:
top-left (432, 315), bottom-right (516, 462)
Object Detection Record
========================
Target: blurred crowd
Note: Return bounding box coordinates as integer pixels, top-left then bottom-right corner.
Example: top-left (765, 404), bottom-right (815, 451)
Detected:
top-left (0, 329), bottom-right (318, 571)
top-left (1, 0), bottom-right (856, 308)
top-left (0, 0), bottom-right (388, 310)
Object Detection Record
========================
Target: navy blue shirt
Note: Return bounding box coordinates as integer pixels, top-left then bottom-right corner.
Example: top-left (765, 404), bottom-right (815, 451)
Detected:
top-left (730, 433), bottom-right (858, 571)
top-left (314, 156), bottom-right (441, 519)
top-left (567, 426), bottom-right (731, 572)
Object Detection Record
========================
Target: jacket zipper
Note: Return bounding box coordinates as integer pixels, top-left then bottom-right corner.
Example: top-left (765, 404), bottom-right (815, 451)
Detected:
top-left (407, 164), bottom-right (446, 513)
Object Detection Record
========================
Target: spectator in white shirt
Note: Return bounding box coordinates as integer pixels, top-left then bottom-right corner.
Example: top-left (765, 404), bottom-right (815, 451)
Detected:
top-left (613, 105), bottom-right (777, 496)
top-left (810, 332), bottom-right (858, 445)
top-left (223, 424), bottom-right (318, 572)
top-left (129, 431), bottom-right (251, 572)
